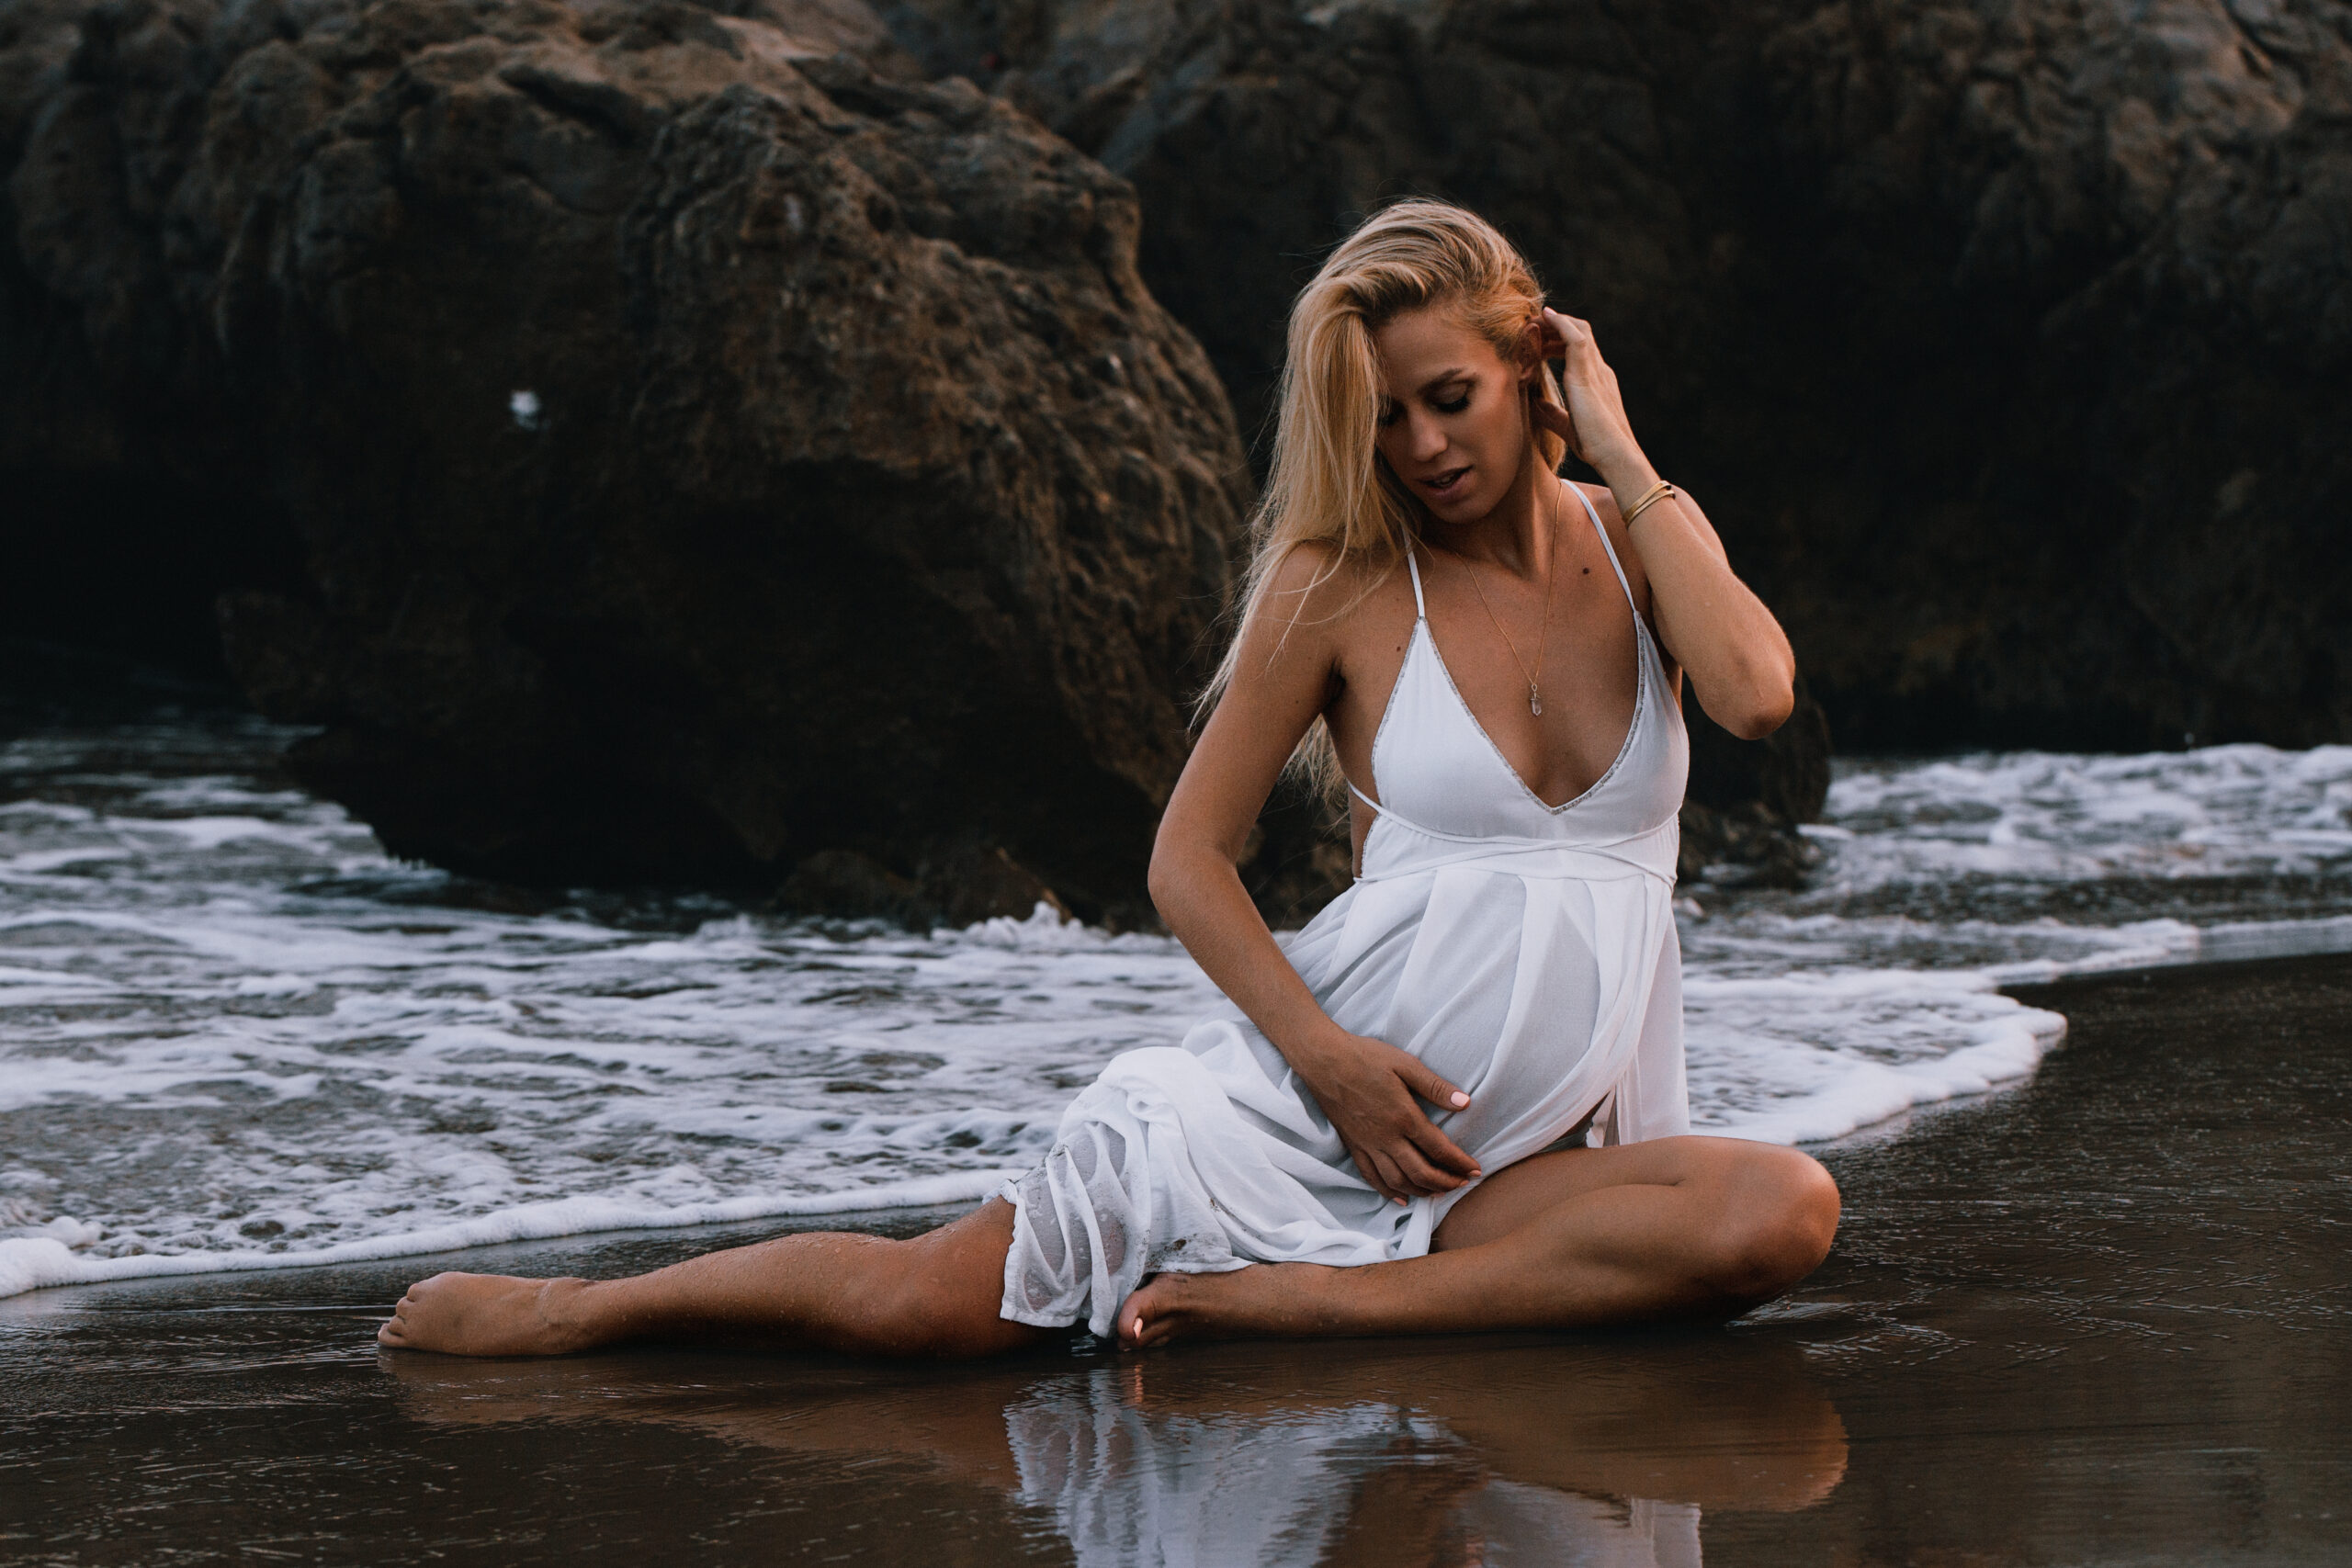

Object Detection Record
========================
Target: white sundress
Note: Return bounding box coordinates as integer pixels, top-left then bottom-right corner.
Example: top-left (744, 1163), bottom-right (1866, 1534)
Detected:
top-left (1001, 483), bottom-right (1692, 1336)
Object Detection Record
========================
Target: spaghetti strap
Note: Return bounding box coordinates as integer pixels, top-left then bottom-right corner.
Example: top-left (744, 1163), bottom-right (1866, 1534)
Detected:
top-left (1566, 482), bottom-right (1635, 613)
top-left (1404, 547), bottom-right (1427, 620)
top-left (1347, 778), bottom-right (1383, 815)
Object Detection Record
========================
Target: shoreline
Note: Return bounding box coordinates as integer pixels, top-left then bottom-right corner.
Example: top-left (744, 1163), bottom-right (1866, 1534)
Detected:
top-left (0, 1170), bottom-right (1015, 1303)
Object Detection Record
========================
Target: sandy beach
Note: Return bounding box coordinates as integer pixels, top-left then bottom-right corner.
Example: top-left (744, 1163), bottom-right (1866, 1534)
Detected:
top-left (6, 950), bottom-right (2345, 1565)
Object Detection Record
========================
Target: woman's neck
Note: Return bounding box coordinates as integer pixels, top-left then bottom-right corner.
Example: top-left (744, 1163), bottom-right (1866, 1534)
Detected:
top-left (1421, 447), bottom-right (1556, 578)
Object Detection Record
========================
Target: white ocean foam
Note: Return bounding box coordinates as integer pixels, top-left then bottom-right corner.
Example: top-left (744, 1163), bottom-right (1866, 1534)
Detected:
top-left (2, 724), bottom-right (2347, 1298)
top-left (1816, 744), bottom-right (2352, 887)
top-left (1682, 968), bottom-right (2067, 1143)
top-left (0, 1170), bottom-right (1013, 1300)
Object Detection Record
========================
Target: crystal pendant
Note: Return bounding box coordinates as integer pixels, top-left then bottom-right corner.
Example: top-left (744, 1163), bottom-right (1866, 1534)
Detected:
top-left (1530, 682), bottom-right (1544, 716)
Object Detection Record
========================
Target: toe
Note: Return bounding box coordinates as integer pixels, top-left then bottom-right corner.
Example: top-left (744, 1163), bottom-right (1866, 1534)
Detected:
top-left (1114, 1280), bottom-right (1161, 1348)
top-left (1115, 1275), bottom-right (1191, 1349)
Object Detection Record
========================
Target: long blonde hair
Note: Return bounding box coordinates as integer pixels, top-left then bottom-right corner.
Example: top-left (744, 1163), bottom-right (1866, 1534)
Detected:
top-left (1204, 198), bottom-right (1568, 795)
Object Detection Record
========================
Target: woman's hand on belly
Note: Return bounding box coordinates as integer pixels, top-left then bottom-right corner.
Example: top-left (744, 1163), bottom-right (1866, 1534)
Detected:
top-left (1288, 1031), bottom-right (1483, 1204)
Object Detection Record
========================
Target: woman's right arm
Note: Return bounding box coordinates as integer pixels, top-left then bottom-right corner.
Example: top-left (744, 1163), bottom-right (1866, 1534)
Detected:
top-left (1148, 547), bottom-right (1483, 1203)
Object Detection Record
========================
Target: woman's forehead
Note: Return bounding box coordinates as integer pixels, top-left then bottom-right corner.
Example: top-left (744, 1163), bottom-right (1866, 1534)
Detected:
top-left (1372, 305), bottom-right (1505, 393)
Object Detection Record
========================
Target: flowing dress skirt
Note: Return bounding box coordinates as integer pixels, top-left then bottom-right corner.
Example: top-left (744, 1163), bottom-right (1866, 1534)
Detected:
top-left (999, 817), bottom-right (1690, 1336)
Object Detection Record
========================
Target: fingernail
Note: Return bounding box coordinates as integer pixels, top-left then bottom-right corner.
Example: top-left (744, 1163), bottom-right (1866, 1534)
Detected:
top-left (1449, 1091), bottom-right (1469, 1108)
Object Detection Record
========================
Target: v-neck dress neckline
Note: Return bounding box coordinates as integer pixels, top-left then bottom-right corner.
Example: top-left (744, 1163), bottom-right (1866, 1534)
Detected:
top-left (1362, 482), bottom-right (1651, 817)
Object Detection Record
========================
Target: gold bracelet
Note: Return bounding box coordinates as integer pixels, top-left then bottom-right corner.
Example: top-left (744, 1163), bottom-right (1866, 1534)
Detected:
top-left (1622, 480), bottom-right (1677, 525)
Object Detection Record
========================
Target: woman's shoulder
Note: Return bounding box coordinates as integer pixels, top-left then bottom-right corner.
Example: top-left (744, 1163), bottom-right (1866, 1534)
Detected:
top-left (1229, 538), bottom-right (1416, 681)
top-left (1566, 478), bottom-right (1612, 513)
top-left (1257, 537), bottom-right (1412, 624)
top-left (1560, 478), bottom-right (1622, 532)
top-left (1560, 477), bottom-right (1658, 614)
top-left (1564, 479), bottom-right (1642, 558)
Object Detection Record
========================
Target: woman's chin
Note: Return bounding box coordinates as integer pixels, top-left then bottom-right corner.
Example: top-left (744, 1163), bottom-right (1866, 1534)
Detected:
top-left (1422, 487), bottom-right (1497, 526)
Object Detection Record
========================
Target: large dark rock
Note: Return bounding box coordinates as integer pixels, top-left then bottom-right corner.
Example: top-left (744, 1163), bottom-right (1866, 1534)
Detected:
top-left (891, 0), bottom-right (2352, 755)
top-left (3, 0), bottom-right (1252, 922)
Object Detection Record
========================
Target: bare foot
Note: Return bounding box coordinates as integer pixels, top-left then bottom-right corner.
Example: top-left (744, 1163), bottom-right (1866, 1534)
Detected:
top-left (1114, 1262), bottom-right (1349, 1349)
top-left (377, 1272), bottom-right (601, 1357)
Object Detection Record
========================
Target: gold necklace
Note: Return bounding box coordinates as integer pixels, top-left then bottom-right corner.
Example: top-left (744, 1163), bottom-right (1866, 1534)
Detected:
top-left (1461, 479), bottom-right (1561, 716)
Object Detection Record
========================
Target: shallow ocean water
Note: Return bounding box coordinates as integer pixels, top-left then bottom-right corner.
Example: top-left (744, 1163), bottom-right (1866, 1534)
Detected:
top-left (2, 713), bottom-right (2348, 1297)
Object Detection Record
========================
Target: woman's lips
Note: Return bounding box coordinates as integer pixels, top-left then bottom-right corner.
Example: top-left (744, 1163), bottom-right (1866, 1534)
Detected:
top-left (1419, 466), bottom-right (1471, 498)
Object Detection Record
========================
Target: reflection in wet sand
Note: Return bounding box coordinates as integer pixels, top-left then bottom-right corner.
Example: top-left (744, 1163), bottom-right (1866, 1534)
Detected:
top-left (388, 1336), bottom-right (1844, 1565)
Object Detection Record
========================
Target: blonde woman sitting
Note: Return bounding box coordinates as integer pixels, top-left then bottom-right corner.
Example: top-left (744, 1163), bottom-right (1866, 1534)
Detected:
top-left (379, 198), bottom-right (1839, 1359)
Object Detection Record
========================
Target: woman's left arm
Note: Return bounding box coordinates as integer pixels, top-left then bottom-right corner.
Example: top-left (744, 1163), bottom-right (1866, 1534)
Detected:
top-left (1532, 308), bottom-right (1796, 740)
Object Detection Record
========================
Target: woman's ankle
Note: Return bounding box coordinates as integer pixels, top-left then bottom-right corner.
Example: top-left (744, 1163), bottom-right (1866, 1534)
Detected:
top-left (538, 1276), bottom-right (622, 1350)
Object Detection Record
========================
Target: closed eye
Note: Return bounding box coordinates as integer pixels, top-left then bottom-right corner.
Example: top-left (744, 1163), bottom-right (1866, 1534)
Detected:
top-left (1432, 393), bottom-right (1470, 414)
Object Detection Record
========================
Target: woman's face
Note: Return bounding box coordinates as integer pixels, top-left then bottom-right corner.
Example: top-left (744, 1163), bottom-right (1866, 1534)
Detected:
top-left (1370, 304), bottom-right (1537, 526)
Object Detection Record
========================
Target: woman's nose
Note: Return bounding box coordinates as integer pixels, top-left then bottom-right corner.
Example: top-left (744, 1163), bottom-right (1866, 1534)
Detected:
top-left (1407, 412), bottom-right (1448, 462)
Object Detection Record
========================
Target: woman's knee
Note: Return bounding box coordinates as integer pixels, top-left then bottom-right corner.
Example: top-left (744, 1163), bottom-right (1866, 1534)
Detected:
top-left (1701, 1145), bottom-right (1840, 1303)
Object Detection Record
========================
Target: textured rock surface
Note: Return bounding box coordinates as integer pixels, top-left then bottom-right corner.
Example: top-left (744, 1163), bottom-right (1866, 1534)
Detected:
top-left (2, 0), bottom-right (1251, 921)
top-left (30, 0), bottom-right (2325, 923)
top-left (895, 0), bottom-right (2352, 754)
top-left (1680, 676), bottom-right (1834, 886)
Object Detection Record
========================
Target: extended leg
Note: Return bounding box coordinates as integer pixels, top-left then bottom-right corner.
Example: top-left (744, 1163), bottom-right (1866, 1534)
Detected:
top-left (378, 1199), bottom-right (1049, 1359)
top-left (1116, 1136), bottom-right (1838, 1347)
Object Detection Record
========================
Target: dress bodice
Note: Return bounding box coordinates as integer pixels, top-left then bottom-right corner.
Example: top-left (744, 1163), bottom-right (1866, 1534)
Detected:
top-left (1352, 482), bottom-right (1689, 884)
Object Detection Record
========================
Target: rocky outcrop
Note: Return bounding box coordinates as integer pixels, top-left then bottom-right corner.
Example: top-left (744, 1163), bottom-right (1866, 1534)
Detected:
top-left (1680, 680), bottom-right (1834, 887)
top-left (1741, 0), bottom-right (2352, 752)
top-left (3, 0), bottom-right (1251, 922)
top-left (892, 0), bottom-right (2352, 754)
top-left (37, 0), bottom-right (2330, 923)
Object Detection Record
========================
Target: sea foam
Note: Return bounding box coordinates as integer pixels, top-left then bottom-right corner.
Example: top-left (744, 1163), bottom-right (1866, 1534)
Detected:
top-left (2, 723), bottom-right (2346, 1299)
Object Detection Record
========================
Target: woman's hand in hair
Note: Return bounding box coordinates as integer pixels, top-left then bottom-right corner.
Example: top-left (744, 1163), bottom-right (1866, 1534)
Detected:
top-left (1530, 307), bottom-right (1642, 474)
top-left (1287, 1030), bottom-right (1482, 1203)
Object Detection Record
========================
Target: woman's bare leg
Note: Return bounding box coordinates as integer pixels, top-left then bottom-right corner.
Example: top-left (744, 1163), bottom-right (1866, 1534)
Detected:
top-left (378, 1199), bottom-right (1049, 1359)
top-left (1114, 1136), bottom-right (1838, 1347)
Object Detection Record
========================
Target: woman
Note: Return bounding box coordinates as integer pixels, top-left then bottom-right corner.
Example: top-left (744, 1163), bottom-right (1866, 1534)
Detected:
top-left (378, 199), bottom-right (1838, 1359)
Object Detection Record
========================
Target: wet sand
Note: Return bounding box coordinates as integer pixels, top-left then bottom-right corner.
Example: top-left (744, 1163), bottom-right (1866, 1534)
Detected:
top-left (4, 952), bottom-right (2347, 1565)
